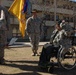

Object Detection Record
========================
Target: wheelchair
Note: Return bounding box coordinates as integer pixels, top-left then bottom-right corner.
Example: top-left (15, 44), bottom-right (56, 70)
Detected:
top-left (57, 45), bottom-right (76, 70)
top-left (47, 45), bottom-right (76, 73)
top-left (39, 45), bottom-right (76, 73)
top-left (57, 35), bottom-right (76, 70)
top-left (39, 34), bottom-right (76, 73)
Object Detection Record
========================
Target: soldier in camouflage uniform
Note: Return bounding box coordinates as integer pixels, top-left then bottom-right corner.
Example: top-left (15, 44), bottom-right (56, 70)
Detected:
top-left (0, 0), bottom-right (10, 64)
top-left (26, 9), bottom-right (43, 56)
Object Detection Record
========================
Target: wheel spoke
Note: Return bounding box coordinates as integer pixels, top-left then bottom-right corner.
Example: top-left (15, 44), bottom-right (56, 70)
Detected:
top-left (57, 47), bottom-right (76, 70)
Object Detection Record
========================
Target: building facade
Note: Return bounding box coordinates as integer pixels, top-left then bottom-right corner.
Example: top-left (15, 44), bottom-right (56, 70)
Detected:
top-left (1, 0), bottom-right (76, 41)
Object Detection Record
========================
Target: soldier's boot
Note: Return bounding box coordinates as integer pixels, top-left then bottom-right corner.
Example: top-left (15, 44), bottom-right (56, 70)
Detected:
top-left (31, 49), bottom-right (35, 56)
top-left (34, 50), bottom-right (40, 56)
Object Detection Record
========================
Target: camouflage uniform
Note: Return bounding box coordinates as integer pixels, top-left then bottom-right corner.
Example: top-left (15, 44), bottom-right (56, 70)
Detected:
top-left (52, 29), bottom-right (71, 49)
top-left (0, 5), bottom-right (10, 64)
top-left (26, 16), bottom-right (43, 54)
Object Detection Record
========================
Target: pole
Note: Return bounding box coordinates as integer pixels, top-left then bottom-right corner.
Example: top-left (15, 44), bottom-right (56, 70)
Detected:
top-left (74, 7), bottom-right (76, 29)
top-left (69, 0), bottom-right (76, 29)
top-left (54, 0), bottom-right (56, 23)
top-left (73, 4), bottom-right (76, 29)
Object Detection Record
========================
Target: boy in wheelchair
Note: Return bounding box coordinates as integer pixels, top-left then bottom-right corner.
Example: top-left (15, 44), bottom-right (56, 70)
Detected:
top-left (38, 20), bottom-right (73, 67)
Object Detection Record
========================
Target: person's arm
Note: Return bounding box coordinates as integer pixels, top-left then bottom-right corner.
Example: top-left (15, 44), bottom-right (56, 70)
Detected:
top-left (63, 29), bottom-right (67, 36)
top-left (40, 23), bottom-right (44, 35)
top-left (0, 10), bottom-right (5, 28)
top-left (50, 29), bottom-right (58, 43)
top-left (3, 6), bottom-right (10, 30)
top-left (0, 10), bottom-right (5, 21)
top-left (53, 30), bottom-right (67, 43)
top-left (26, 18), bottom-right (31, 35)
top-left (5, 11), bottom-right (10, 30)
top-left (39, 18), bottom-right (44, 35)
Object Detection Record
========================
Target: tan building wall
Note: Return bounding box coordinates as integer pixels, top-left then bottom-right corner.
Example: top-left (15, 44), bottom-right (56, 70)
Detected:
top-left (1, 0), bottom-right (76, 41)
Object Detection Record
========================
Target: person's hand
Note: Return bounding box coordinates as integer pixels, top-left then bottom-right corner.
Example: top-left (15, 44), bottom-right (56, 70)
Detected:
top-left (53, 40), bottom-right (57, 43)
top-left (62, 20), bottom-right (65, 23)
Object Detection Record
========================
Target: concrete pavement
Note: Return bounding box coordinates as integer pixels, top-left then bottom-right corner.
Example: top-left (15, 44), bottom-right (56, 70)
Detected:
top-left (8, 41), bottom-right (76, 49)
top-left (8, 37), bottom-right (76, 48)
top-left (8, 42), bottom-right (49, 48)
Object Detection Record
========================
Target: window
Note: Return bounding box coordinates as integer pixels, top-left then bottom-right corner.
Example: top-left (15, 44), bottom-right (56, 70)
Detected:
top-left (43, 13), bottom-right (51, 20)
top-left (63, 5), bottom-right (66, 9)
top-left (63, 16), bottom-right (69, 22)
top-left (42, 0), bottom-right (50, 5)
top-left (56, 15), bottom-right (59, 21)
top-left (46, 0), bottom-right (50, 5)
top-left (69, 17), bottom-right (73, 22)
top-left (12, 27), bottom-right (21, 37)
top-left (50, 14), bottom-right (54, 21)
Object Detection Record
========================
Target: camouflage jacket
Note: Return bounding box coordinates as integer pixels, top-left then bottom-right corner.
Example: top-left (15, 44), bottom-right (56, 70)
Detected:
top-left (26, 16), bottom-right (43, 35)
top-left (50, 29), bottom-right (72, 48)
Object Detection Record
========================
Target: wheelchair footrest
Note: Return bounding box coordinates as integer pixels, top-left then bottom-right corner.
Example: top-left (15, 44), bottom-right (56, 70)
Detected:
top-left (47, 61), bottom-right (58, 67)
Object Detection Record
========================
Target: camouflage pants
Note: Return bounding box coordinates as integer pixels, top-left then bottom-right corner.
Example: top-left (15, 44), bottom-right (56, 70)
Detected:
top-left (0, 30), bottom-right (6, 60)
top-left (29, 33), bottom-right (40, 53)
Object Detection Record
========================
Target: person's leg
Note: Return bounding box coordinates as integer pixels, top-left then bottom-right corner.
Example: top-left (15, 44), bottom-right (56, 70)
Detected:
top-left (39, 47), bottom-right (47, 62)
top-left (29, 34), bottom-right (35, 56)
top-left (45, 45), bottom-right (55, 62)
top-left (0, 33), bottom-right (5, 64)
top-left (54, 46), bottom-right (60, 58)
top-left (38, 46), bottom-right (48, 66)
top-left (39, 45), bottom-right (54, 66)
top-left (0, 47), bottom-right (5, 64)
top-left (34, 34), bottom-right (40, 55)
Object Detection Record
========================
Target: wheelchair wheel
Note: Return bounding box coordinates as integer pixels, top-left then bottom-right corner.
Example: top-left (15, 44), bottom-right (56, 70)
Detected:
top-left (57, 47), bottom-right (76, 70)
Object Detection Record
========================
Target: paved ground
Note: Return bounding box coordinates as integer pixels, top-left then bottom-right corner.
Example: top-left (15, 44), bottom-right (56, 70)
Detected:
top-left (0, 44), bottom-right (76, 75)
top-left (8, 42), bottom-right (49, 48)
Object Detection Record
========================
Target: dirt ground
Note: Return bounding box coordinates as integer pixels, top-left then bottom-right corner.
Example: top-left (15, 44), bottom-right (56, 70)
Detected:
top-left (0, 46), bottom-right (76, 75)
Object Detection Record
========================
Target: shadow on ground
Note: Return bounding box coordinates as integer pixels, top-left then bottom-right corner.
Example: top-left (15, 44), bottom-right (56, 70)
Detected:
top-left (0, 60), bottom-right (76, 75)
